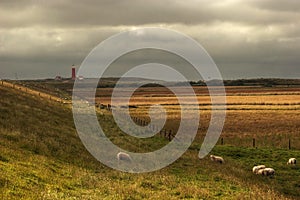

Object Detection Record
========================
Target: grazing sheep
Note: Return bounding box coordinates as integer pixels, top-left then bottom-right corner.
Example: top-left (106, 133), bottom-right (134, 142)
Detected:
top-left (262, 168), bottom-right (275, 176)
top-left (252, 165), bottom-right (266, 174)
top-left (257, 168), bottom-right (275, 176)
top-left (287, 158), bottom-right (297, 165)
top-left (117, 152), bottom-right (132, 162)
top-left (210, 155), bottom-right (224, 164)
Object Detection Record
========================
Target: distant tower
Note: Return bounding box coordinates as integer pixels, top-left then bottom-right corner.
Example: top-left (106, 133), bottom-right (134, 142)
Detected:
top-left (71, 65), bottom-right (76, 80)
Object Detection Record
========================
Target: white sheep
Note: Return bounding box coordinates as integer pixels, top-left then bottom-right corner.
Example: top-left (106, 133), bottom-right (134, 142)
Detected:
top-left (252, 165), bottom-right (266, 174)
top-left (117, 152), bottom-right (132, 162)
top-left (257, 168), bottom-right (275, 176)
top-left (287, 158), bottom-right (296, 165)
top-left (262, 168), bottom-right (275, 176)
top-left (210, 155), bottom-right (224, 164)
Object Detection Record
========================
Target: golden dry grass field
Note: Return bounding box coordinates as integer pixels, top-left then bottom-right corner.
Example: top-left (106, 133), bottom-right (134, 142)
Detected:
top-left (95, 86), bottom-right (300, 149)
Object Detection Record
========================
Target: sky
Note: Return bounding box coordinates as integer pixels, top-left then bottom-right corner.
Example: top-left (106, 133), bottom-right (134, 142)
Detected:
top-left (0, 0), bottom-right (300, 80)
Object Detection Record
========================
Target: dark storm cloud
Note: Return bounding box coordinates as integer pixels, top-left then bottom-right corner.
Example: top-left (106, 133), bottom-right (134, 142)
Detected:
top-left (0, 0), bottom-right (299, 79)
top-left (1, 0), bottom-right (299, 28)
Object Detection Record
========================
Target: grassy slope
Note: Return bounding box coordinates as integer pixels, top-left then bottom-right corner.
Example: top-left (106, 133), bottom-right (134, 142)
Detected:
top-left (0, 85), bottom-right (299, 199)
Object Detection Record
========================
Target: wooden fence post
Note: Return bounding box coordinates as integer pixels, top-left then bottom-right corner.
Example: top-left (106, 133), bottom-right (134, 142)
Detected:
top-left (168, 130), bottom-right (172, 141)
top-left (252, 138), bottom-right (256, 148)
top-left (221, 138), bottom-right (224, 145)
top-left (153, 125), bottom-right (156, 132)
top-left (288, 139), bottom-right (291, 150)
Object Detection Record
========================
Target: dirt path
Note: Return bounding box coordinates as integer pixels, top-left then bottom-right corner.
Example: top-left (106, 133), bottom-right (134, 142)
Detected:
top-left (0, 80), bottom-right (72, 104)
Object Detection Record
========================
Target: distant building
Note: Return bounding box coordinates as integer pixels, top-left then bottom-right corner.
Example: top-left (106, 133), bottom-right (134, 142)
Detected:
top-left (55, 76), bottom-right (62, 81)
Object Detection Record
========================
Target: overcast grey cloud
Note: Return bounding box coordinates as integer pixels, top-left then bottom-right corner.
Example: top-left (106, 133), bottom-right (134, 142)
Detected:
top-left (0, 0), bottom-right (299, 79)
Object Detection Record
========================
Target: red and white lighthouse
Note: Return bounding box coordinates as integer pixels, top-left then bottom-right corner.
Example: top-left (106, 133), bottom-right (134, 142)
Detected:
top-left (71, 65), bottom-right (76, 80)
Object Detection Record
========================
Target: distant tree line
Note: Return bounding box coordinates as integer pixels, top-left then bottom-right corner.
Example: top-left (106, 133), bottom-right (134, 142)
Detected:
top-left (189, 78), bottom-right (300, 87)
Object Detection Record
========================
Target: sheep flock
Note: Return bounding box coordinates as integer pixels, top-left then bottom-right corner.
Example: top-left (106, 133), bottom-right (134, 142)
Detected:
top-left (209, 154), bottom-right (297, 177)
top-left (117, 152), bottom-right (296, 178)
top-left (253, 165), bottom-right (275, 176)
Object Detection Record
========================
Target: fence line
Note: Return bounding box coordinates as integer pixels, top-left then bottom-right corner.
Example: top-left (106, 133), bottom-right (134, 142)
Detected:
top-left (1, 80), bottom-right (66, 104)
top-left (98, 105), bottom-right (178, 142)
top-left (219, 137), bottom-right (295, 150)
top-left (131, 114), bottom-right (176, 141)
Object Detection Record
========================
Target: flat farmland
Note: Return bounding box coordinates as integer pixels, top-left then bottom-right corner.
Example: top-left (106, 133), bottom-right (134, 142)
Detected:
top-left (96, 86), bottom-right (300, 149)
top-left (96, 86), bottom-right (300, 106)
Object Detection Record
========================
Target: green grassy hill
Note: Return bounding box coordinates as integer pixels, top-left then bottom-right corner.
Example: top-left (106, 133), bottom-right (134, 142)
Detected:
top-left (0, 85), bottom-right (299, 199)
